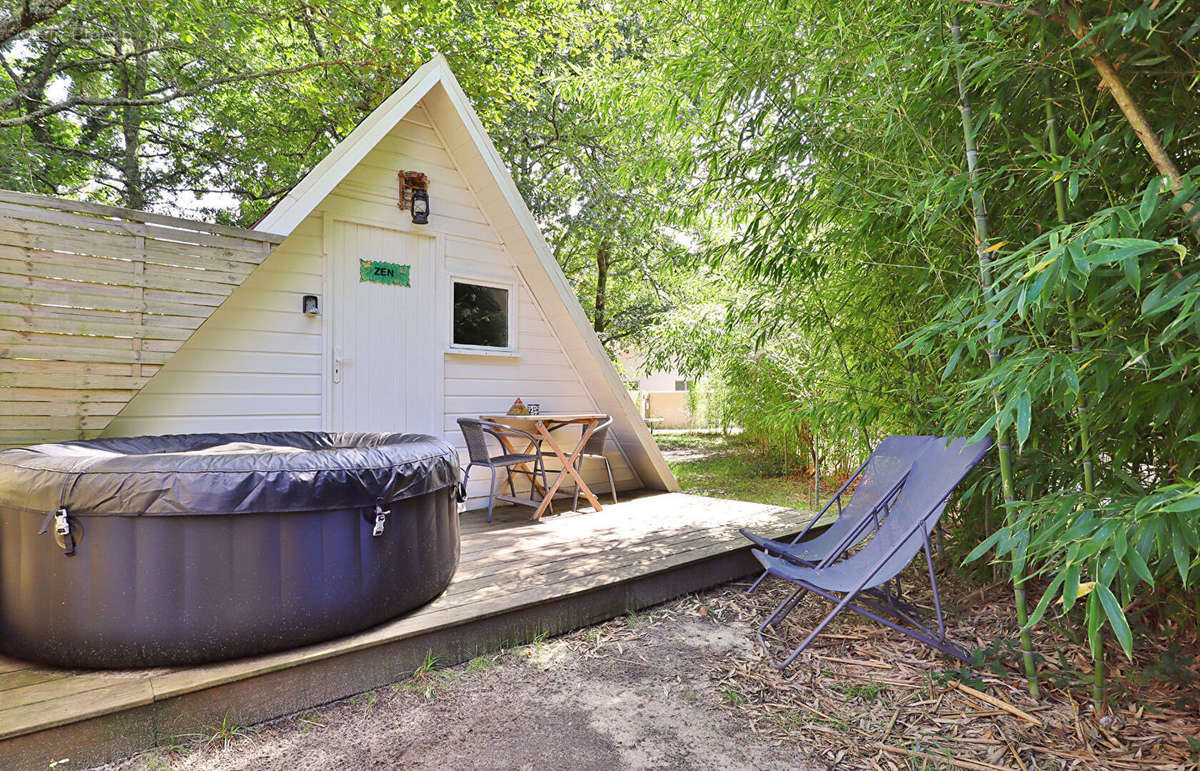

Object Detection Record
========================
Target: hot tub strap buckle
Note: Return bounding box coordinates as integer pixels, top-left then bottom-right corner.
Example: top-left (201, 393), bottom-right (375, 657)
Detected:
top-left (39, 508), bottom-right (76, 555)
top-left (372, 501), bottom-right (389, 537)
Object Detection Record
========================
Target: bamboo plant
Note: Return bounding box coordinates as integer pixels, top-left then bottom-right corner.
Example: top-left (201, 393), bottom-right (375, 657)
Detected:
top-left (950, 16), bottom-right (1040, 698)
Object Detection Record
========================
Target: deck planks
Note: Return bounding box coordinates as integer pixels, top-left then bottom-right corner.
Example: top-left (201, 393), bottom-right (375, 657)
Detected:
top-left (0, 491), bottom-right (822, 768)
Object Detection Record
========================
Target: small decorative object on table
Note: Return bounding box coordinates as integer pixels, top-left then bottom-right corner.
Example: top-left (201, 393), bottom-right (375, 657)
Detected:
top-left (527, 403), bottom-right (540, 415)
top-left (506, 397), bottom-right (529, 416)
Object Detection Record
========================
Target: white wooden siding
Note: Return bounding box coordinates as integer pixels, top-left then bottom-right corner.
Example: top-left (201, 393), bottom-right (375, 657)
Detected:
top-left (105, 215), bottom-right (324, 435)
top-left (318, 102), bottom-right (645, 509)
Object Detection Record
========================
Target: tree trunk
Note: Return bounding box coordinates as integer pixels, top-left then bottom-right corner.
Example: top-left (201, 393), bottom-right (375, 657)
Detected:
top-left (119, 39), bottom-right (148, 210)
top-left (593, 240), bottom-right (610, 336)
top-left (0, 0), bottom-right (72, 47)
top-left (951, 17), bottom-right (1040, 698)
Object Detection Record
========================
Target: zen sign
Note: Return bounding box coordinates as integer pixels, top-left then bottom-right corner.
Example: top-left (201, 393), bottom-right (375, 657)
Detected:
top-left (359, 259), bottom-right (410, 287)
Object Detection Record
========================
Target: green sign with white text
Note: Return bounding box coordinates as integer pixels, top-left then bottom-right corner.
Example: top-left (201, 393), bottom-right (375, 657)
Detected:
top-left (359, 259), bottom-right (410, 286)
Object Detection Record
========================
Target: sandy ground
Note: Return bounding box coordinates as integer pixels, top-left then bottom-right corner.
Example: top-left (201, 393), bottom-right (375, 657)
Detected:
top-left (106, 596), bottom-right (814, 771)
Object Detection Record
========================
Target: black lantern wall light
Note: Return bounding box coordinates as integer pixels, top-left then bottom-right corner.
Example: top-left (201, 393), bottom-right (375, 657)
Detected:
top-left (399, 171), bottom-right (430, 224)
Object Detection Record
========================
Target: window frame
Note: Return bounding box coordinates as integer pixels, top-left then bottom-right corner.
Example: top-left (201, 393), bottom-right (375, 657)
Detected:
top-left (447, 274), bottom-right (518, 354)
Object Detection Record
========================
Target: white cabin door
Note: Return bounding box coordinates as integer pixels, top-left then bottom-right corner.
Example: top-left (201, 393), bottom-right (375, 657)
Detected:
top-left (329, 221), bottom-right (439, 435)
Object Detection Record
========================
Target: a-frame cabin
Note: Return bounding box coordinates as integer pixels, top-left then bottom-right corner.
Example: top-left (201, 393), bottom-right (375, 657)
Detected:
top-left (105, 54), bottom-right (678, 506)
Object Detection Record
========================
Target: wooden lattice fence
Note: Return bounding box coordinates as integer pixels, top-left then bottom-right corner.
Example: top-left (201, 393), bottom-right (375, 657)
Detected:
top-left (0, 189), bottom-right (283, 446)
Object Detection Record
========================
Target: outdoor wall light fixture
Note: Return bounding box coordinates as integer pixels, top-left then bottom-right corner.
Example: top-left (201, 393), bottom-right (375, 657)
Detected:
top-left (411, 188), bottom-right (429, 224)
top-left (399, 171), bottom-right (430, 225)
top-left (302, 294), bottom-right (320, 315)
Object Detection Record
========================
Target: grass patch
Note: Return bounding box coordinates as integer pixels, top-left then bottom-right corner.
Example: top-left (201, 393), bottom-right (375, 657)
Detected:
top-left (463, 653), bottom-right (500, 675)
top-left (205, 715), bottom-right (257, 751)
top-left (835, 679), bottom-right (886, 702)
top-left (657, 431), bottom-right (822, 510)
top-left (395, 650), bottom-right (502, 700)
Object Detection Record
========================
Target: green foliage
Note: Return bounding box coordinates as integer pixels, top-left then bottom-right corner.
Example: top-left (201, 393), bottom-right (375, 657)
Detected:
top-left (205, 714), bottom-right (256, 751)
top-left (915, 178), bottom-right (1200, 657)
top-left (0, 0), bottom-right (698, 348)
top-left (629, 0), bottom-right (1200, 682)
top-left (0, 0), bottom-right (622, 220)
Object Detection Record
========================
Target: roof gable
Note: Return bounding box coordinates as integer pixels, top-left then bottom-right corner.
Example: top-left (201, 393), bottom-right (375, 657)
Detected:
top-left (255, 56), bottom-right (447, 236)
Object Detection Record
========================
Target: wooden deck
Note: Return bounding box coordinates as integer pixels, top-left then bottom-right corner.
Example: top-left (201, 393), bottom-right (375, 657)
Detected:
top-left (0, 491), bottom-right (820, 769)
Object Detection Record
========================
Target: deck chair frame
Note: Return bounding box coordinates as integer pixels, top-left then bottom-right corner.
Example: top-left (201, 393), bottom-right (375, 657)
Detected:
top-left (755, 499), bottom-right (970, 669)
top-left (752, 437), bottom-right (992, 668)
top-left (745, 452), bottom-right (915, 592)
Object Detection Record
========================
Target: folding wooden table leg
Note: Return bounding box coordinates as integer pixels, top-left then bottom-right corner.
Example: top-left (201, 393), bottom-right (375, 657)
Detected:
top-left (530, 419), bottom-right (603, 519)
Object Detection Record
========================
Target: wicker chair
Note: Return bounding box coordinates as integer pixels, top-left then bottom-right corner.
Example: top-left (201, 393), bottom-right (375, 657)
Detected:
top-left (564, 416), bottom-right (617, 511)
top-left (457, 418), bottom-right (551, 522)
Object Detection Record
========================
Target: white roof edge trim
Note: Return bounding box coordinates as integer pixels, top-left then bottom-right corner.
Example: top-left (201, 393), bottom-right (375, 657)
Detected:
top-left (430, 62), bottom-right (679, 492)
top-left (254, 55), bottom-right (448, 236)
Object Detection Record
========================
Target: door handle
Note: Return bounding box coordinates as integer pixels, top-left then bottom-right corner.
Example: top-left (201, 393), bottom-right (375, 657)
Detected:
top-left (333, 347), bottom-right (346, 384)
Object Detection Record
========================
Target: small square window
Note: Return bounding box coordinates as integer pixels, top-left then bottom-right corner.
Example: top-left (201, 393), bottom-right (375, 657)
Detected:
top-left (675, 380), bottom-right (689, 392)
top-left (453, 281), bottom-right (509, 348)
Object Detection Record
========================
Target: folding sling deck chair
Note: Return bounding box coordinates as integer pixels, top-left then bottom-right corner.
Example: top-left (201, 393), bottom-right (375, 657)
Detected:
top-left (752, 436), bottom-right (994, 669)
top-left (741, 435), bottom-right (936, 592)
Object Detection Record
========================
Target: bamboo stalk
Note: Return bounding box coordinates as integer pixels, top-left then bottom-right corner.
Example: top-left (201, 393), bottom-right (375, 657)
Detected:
top-left (1043, 48), bottom-right (1102, 713)
top-left (812, 432), bottom-right (821, 510)
top-left (950, 17), bottom-right (1040, 699)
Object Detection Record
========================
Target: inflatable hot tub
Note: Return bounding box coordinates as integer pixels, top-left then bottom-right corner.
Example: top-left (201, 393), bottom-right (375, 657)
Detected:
top-left (0, 431), bottom-right (462, 668)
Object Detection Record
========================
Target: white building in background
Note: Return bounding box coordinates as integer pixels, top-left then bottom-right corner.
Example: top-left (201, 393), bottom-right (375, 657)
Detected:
top-left (618, 350), bottom-right (703, 430)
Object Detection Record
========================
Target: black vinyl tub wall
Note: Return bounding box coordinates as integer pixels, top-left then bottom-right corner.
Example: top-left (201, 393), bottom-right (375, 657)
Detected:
top-left (0, 432), bottom-right (462, 669)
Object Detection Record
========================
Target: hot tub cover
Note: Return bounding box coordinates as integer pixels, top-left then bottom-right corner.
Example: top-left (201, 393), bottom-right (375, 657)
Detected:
top-left (0, 431), bottom-right (460, 516)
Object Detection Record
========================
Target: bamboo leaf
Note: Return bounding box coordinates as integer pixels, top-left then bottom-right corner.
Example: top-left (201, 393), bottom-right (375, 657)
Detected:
top-left (943, 344), bottom-right (964, 379)
top-left (1028, 571), bottom-right (1066, 628)
top-left (1015, 390), bottom-right (1031, 447)
top-left (1172, 533), bottom-right (1191, 586)
top-left (1158, 496), bottom-right (1200, 512)
top-left (1123, 254), bottom-right (1141, 293)
top-left (1062, 357), bottom-right (1080, 394)
top-left (968, 411), bottom-right (1000, 446)
top-left (1125, 547), bottom-right (1154, 587)
top-left (1087, 591), bottom-right (1104, 656)
top-left (964, 525), bottom-right (1005, 562)
top-left (1139, 177), bottom-right (1161, 224)
top-left (1095, 583), bottom-right (1133, 658)
top-left (1062, 563), bottom-right (1081, 612)
top-left (1077, 241), bottom-right (1161, 265)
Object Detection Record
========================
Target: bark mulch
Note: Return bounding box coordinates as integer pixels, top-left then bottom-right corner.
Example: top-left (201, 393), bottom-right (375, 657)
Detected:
top-left (686, 565), bottom-right (1200, 770)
